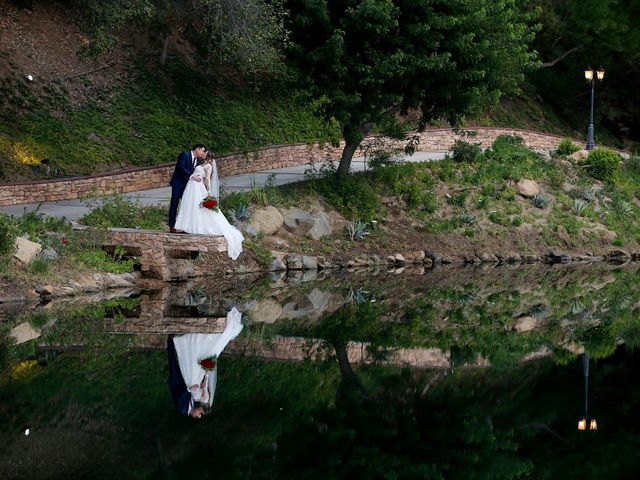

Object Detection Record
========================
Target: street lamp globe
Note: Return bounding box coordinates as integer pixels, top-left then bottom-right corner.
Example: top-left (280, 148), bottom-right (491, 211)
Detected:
top-left (584, 67), bottom-right (594, 81)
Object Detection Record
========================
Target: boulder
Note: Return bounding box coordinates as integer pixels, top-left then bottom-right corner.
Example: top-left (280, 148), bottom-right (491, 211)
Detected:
top-left (569, 149), bottom-right (589, 161)
top-left (270, 251), bottom-right (287, 271)
top-left (247, 206), bottom-right (284, 235)
top-left (302, 255), bottom-right (318, 271)
top-left (247, 298), bottom-right (283, 324)
top-left (514, 316), bottom-right (538, 332)
top-left (39, 247), bottom-right (59, 262)
top-left (283, 208), bottom-right (315, 235)
top-left (286, 253), bottom-right (304, 270)
top-left (14, 236), bottom-right (42, 264)
top-left (516, 179), bottom-right (540, 198)
top-left (307, 212), bottom-right (332, 240)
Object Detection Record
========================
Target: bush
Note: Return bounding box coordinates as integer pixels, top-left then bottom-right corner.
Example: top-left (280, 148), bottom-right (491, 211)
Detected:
top-left (584, 148), bottom-right (621, 182)
top-left (451, 140), bottom-right (482, 163)
top-left (80, 195), bottom-right (167, 229)
top-left (492, 134), bottom-right (524, 149)
top-left (556, 138), bottom-right (581, 156)
top-left (0, 216), bottom-right (14, 257)
top-left (623, 155), bottom-right (640, 177)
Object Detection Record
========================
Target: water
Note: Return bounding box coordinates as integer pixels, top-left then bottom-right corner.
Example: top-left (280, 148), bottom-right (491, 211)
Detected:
top-left (1, 264), bottom-right (640, 479)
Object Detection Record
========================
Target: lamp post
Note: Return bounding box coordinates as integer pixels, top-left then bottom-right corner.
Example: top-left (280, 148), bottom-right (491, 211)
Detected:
top-left (577, 352), bottom-right (598, 431)
top-left (584, 66), bottom-right (605, 150)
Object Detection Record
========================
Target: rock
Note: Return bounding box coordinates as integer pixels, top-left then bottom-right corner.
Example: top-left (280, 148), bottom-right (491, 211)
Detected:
top-left (394, 253), bottom-right (406, 266)
top-left (286, 253), bottom-right (304, 270)
top-left (425, 250), bottom-right (443, 265)
top-left (302, 255), bottom-right (318, 271)
top-left (523, 254), bottom-right (538, 263)
top-left (283, 208), bottom-right (315, 235)
top-left (387, 255), bottom-right (396, 265)
top-left (302, 270), bottom-right (318, 282)
top-left (104, 273), bottom-right (135, 288)
top-left (516, 179), bottom-right (540, 198)
top-left (605, 249), bottom-right (631, 263)
top-left (480, 252), bottom-right (499, 263)
top-left (270, 251), bottom-right (287, 271)
top-left (423, 258), bottom-right (433, 268)
top-left (248, 298), bottom-right (283, 323)
top-left (14, 237), bottom-right (42, 264)
top-left (244, 224), bottom-right (259, 237)
top-left (0, 295), bottom-right (26, 304)
top-left (371, 254), bottom-right (383, 264)
top-left (507, 253), bottom-right (522, 263)
top-left (307, 211), bottom-right (332, 240)
top-left (547, 250), bottom-right (572, 263)
top-left (514, 316), bottom-right (538, 332)
top-left (35, 284), bottom-right (54, 296)
top-left (248, 206), bottom-right (284, 235)
top-left (10, 322), bottom-right (40, 344)
top-left (316, 256), bottom-right (330, 270)
top-left (39, 247), bottom-right (59, 262)
top-left (569, 149), bottom-right (589, 161)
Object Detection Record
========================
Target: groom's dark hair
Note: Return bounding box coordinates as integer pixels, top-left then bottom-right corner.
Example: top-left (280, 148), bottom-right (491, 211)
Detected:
top-left (192, 144), bottom-right (206, 151)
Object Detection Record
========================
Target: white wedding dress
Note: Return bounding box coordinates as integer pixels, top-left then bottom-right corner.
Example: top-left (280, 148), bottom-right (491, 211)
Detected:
top-left (172, 307), bottom-right (244, 408)
top-left (174, 162), bottom-right (244, 260)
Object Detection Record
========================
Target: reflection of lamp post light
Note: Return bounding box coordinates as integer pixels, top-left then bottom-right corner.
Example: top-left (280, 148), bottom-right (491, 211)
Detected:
top-left (577, 352), bottom-right (598, 431)
top-left (584, 66), bottom-right (605, 150)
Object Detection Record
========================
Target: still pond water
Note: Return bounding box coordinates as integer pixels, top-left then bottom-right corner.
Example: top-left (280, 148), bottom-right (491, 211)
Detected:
top-left (1, 263), bottom-right (640, 479)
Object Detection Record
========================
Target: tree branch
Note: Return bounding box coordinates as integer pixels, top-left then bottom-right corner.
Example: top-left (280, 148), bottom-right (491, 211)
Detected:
top-left (540, 45), bottom-right (584, 68)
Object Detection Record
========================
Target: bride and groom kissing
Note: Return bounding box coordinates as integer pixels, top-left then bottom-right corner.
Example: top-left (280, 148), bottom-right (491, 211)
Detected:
top-left (168, 144), bottom-right (244, 260)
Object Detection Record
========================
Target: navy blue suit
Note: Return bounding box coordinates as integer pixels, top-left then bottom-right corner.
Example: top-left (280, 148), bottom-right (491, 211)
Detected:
top-left (168, 151), bottom-right (196, 228)
top-left (167, 336), bottom-right (191, 415)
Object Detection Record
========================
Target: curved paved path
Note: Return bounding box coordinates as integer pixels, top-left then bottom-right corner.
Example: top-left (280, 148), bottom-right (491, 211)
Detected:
top-left (0, 151), bottom-right (446, 221)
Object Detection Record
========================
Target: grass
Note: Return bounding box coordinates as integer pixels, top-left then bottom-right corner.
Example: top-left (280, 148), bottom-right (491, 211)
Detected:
top-left (0, 61), bottom-right (341, 180)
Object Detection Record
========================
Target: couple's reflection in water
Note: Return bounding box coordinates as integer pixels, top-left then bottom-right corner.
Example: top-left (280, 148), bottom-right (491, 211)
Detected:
top-left (167, 307), bottom-right (243, 418)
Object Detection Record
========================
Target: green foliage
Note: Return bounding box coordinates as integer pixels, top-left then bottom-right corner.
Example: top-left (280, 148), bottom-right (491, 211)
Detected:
top-left (244, 237), bottom-right (272, 269)
top-left (451, 140), bottom-right (482, 163)
top-left (571, 198), bottom-right (589, 216)
top-left (287, 0), bottom-right (539, 173)
top-left (530, 194), bottom-right (549, 209)
top-left (74, 249), bottom-right (135, 273)
top-left (556, 137), bottom-right (581, 155)
top-left (79, 195), bottom-right (167, 230)
top-left (584, 148), bottom-right (621, 182)
top-left (448, 192), bottom-right (467, 207)
top-left (28, 258), bottom-right (51, 275)
top-left (0, 215), bottom-right (14, 257)
top-left (346, 220), bottom-right (370, 241)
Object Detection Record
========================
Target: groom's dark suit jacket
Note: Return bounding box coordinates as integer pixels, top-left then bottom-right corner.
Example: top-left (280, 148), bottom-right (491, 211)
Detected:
top-left (169, 151), bottom-right (195, 190)
top-left (167, 336), bottom-right (191, 415)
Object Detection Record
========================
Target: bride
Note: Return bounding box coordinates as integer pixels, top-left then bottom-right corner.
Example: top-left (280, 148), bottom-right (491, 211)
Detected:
top-left (168, 307), bottom-right (244, 418)
top-left (174, 151), bottom-right (244, 260)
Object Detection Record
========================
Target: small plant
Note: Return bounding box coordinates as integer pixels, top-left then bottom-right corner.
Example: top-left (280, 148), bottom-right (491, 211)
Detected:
top-left (530, 194), bottom-right (549, 209)
top-left (447, 192), bottom-right (467, 207)
top-left (511, 216), bottom-right (523, 227)
top-left (250, 177), bottom-right (268, 205)
top-left (451, 140), bottom-right (482, 163)
top-left (0, 217), bottom-right (14, 257)
top-left (228, 203), bottom-right (251, 228)
top-left (458, 212), bottom-right (477, 225)
top-left (583, 148), bottom-right (621, 181)
top-left (527, 304), bottom-right (547, 319)
top-left (615, 200), bottom-right (633, 217)
top-left (570, 298), bottom-right (588, 315)
top-left (29, 258), bottom-right (51, 275)
top-left (346, 220), bottom-right (370, 241)
top-left (556, 138), bottom-right (581, 156)
top-left (347, 287), bottom-right (371, 305)
top-left (571, 198), bottom-right (589, 216)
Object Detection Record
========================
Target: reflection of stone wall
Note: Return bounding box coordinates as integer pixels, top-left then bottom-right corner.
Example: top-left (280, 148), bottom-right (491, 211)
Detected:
top-left (103, 228), bottom-right (226, 281)
top-left (2, 128), bottom-right (625, 206)
top-left (104, 288), bottom-right (227, 334)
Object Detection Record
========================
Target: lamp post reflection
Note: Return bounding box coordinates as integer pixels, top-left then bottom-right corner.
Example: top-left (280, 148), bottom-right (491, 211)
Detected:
top-left (577, 352), bottom-right (598, 431)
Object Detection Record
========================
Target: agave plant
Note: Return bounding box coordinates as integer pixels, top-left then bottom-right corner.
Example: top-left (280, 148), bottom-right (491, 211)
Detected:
top-left (530, 194), bottom-right (549, 209)
top-left (527, 303), bottom-right (547, 319)
top-left (571, 198), bottom-right (589, 216)
top-left (458, 212), bottom-right (477, 225)
top-left (616, 200), bottom-right (633, 217)
top-left (227, 203), bottom-right (251, 228)
top-left (346, 220), bottom-right (370, 241)
top-left (570, 298), bottom-right (588, 315)
top-left (347, 287), bottom-right (371, 305)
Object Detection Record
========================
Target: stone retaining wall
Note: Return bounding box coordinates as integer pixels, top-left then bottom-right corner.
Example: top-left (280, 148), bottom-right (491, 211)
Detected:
top-left (0, 127), bottom-right (617, 207)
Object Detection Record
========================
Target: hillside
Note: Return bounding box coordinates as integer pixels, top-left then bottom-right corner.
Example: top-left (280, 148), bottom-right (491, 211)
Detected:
top-left (0, 0), bottom-right (626, 183)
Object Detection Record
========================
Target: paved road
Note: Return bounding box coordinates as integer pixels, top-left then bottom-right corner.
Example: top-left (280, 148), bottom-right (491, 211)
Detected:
top-left (1, 151), bottom-right (447, 221)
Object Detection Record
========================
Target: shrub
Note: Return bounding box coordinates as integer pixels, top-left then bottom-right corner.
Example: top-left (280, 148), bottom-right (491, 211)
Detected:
top-left (451, 140), bottom-right (482, 163)
top-left (556, 138), bottom-right (581, 156)
top-left (492, 134), bottom-right (524, 148)
top-left (0, 216), bottom-right (14, 257)
top-left (583, 148), bottom-right (621, 181)
top-left (623, 155), bottom-right (640, 177)
top-left (29, 258), bottom-right (51, 275)
top-left (80, 195), bottom-right (166, 229)
top-left (447, 192), bottom-right (467, 207)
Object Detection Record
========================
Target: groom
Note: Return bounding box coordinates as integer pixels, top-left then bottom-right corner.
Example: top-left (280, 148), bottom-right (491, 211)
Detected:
top-left (168, 144), bottom-right (207, 233)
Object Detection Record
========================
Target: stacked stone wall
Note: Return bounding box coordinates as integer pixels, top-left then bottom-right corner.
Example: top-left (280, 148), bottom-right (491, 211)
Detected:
top-left (0, 128), bottom-right (621, 207)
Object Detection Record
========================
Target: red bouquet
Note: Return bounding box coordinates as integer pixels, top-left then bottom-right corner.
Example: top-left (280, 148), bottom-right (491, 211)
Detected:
top-left (200, 195), bottom-right (219, 212)
top-left (199, 356), bottom-right (217, 371)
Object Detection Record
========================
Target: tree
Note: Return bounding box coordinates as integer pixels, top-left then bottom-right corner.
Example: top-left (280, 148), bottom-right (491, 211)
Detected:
top-left (198, 0), bottom-right (290, 76)
top-left (287, 0), bottom-right (539, 175)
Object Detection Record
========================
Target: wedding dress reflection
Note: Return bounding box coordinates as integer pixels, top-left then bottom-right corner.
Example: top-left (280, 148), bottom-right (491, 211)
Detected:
top-left (167, 307), bottom-right (244, 418)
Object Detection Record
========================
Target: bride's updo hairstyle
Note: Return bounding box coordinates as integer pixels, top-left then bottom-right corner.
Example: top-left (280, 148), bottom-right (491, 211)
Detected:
top-left (198, 150), bottom-right (215, 166)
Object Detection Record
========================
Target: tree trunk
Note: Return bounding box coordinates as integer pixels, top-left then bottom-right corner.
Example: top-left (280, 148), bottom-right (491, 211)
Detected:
top-left (333, 341), bottom-right (369, 399)
top-left (337, 138), bottom-right (361, 176)
top-left (160, 35), bottom-right (170, 66)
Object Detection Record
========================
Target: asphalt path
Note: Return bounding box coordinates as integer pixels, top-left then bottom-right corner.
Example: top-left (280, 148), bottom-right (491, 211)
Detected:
top-left (0, 151), bottom-right (447, 221)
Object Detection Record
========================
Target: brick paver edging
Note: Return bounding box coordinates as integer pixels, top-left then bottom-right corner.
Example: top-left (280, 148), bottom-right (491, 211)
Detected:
top-left (0, 127), bottom-right (622, 207)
